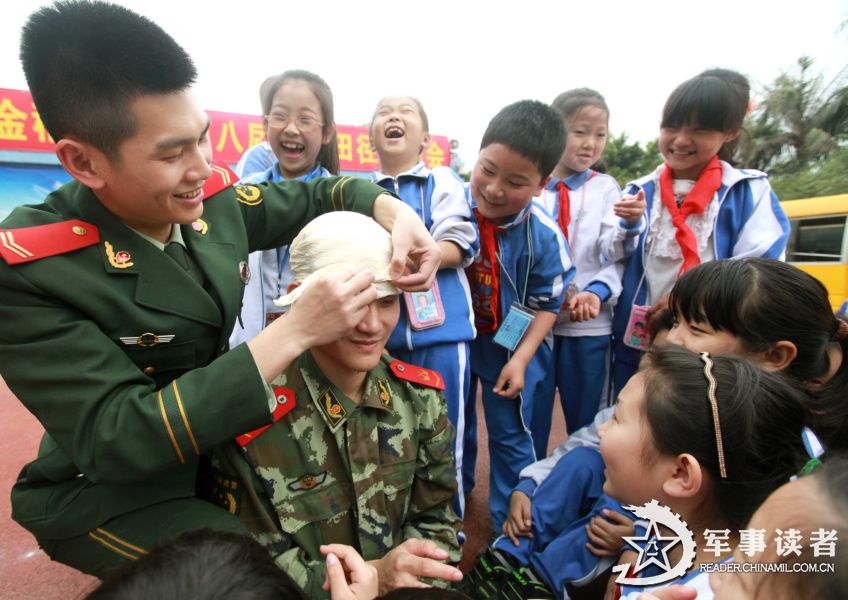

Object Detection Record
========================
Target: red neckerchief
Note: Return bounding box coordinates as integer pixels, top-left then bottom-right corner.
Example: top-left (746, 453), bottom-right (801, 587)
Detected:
top-left (467, 208), bottom-right (506, 335)
top-left (658, 155), bottom-right (723, 275)
top-left (555, 180), bottom-right (572, 244)
top-left (555, 171), bottom-right (596, 244)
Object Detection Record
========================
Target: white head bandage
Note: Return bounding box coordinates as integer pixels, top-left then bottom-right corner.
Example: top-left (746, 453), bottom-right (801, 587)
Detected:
top-left (273, 211), bottom-right (399, 307)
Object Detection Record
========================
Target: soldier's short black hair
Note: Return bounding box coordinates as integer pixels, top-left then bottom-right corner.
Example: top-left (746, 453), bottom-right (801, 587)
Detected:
top-left (20, 0), bottom-right (197, 158)
top-left (479, 100), bottom-right (565, 180)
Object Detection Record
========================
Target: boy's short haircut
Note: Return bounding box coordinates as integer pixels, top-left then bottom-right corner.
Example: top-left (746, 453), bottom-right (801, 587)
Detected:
top-left (20, 0), bottom-right (197, 159)
top-left (479, 100), bottom-right (565, 179)
top-left (85, 529), bottom-right (307, 600)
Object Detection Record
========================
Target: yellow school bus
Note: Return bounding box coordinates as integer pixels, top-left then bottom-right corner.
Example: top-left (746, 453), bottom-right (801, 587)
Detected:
top-left (781, 194), bottom-right (848, 311)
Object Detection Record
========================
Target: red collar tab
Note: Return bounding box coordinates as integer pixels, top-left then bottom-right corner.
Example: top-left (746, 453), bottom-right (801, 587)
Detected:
top-left (0, 220), bottom-right (99, 265)
top-left (235, 387), bottom-right (296, 446)
top-left (202, 162), bottom-right (239, 200)
top-left (389, 360), bottom-right (445, 390)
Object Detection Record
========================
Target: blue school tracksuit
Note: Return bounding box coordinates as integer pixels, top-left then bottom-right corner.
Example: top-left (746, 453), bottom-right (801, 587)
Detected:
top-left (467, 197), bottom-right (573, 532)
top-left (372, 163), bottom-right (479, 517)
top-left (228, 163), bottom-right (330, 348)
top-left (612, 162), bottom-right (790, 395)
top-left (534, 170), bottom-right (635, 444)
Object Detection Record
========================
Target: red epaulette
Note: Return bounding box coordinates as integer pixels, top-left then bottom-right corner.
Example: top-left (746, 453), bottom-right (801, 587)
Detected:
top-left (202, 162), bottom-right (239, 200)
top-left (389, 360), bottom-right (446, 391)
top-left (235, 387), bottom-right (296, 447)
top-left (0, 220), bottom-right (99, 265)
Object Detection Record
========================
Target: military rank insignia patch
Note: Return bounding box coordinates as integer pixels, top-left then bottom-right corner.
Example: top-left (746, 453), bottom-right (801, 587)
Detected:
top-left (235, 185), bottom-right (263, 206)
top-left (0, 220), bottom-right (99, 265)
top-left (235, 387), bottom-right (296, 447)
top-left (320, 389), bottom-right (347, 427)
top-left (389, 360), bottom-right (445, 390)
top-left (377, 378), bottom-right (393, 408)
top-left (202, 162), bottom-right (238, 199)
top-left (288, 471), bottom-right (327, 492)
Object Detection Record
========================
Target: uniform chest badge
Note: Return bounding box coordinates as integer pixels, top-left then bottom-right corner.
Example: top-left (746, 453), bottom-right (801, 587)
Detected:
top-left (119, 332), bottom-right (175, 347)
top-left (239, 260), bottom-right (251, 284)
top-left (191, 219), bottom-right (208, 235)
top-left (288, 471), bottom-right (327, 492)
top-left (320, 389), bottom-right (347, 426)
top-left (105, 241), bottom-right (133, 269)
top-left (377, 378), bottom-right (393, 408)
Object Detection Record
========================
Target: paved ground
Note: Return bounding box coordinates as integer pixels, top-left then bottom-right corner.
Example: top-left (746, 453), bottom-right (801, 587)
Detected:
top-left (0, 377), bottom-right (566, 598)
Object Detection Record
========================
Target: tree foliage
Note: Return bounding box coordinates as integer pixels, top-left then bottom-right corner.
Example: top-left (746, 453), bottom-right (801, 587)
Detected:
top-left (738, 57), bottom-right (848, 199)
top-left (600, 132), bottom-right (662, 189)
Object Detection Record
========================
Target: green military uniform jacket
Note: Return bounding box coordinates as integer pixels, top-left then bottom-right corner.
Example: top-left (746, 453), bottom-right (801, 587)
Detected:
top-left (0, 175), bottom-right (384, 541)
top-left (212, 352), bottom-right (462, 598)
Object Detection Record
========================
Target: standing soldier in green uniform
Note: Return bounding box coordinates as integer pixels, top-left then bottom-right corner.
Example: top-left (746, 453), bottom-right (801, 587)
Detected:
top-left (213, 211), bottom-right (463, 597)
top-left (0, 0), bottom-right (440, 578)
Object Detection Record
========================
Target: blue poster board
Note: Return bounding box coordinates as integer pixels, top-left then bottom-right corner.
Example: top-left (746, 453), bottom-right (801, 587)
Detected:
top-left (0, 163), bottom-right (72, 221)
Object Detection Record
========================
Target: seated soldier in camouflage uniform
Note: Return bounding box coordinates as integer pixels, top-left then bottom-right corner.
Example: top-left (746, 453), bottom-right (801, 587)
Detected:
top-left (212, 212), bottom-right (463, 598)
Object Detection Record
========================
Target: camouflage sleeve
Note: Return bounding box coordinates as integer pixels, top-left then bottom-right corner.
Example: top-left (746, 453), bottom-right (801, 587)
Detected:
top-left (273, 546), bottom-right (328, 599)
top-left (399, 388), bottom-right (462, 565)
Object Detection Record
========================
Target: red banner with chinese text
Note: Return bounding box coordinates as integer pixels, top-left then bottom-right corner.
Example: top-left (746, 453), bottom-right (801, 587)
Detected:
top-left (0, 88), bottom-right (451, 172)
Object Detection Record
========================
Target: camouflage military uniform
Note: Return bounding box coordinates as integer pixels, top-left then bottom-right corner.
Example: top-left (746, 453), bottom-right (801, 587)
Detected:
top-left (212, 351), bottom-right (461, 598)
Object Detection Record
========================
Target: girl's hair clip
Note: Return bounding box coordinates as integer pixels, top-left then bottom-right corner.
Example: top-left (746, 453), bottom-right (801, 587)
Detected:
top-left (799, 457), bottom-right (822, 476)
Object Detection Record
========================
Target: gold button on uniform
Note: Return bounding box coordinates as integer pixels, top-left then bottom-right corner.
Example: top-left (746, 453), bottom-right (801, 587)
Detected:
top-left (143, 366), bottom-right (155, 375)
top-left (72, 226), bottom-right (87, 236)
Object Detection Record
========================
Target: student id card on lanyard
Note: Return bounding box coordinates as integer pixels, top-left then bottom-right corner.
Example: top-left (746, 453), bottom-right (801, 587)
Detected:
top-left (265, 246), bottom-right (290, 327)
top-left (492, 224), bottom-right (535, 352)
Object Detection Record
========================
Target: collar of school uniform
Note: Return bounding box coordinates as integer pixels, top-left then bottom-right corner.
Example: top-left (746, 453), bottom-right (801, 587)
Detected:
top-left (371, 161), bottom-right (430, 183)
top-left (546, 169), bottom-right (593, 192)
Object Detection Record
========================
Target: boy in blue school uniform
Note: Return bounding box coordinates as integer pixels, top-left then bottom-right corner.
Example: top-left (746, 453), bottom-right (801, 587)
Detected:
top-left (465, 100), bottom-right (574, 532)
top-left (370, 96), bottom-right (478, 515)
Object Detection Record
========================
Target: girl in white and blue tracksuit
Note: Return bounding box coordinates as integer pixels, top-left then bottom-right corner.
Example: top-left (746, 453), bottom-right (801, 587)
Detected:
top-left (534, 170), bottom-right (638, 448)
top-left (229, 161), bottom-right (331, 348)
top-left (372, 162), bottom-right (479, 516)
top-left (611, 162), bottom-right (789, 394)
top-left (612, 69), bottom-right (789, 394)
top-left (468, 197), bottom-right (574, 532)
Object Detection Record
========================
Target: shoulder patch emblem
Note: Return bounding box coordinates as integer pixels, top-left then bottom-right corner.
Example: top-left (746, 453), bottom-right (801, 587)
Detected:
top-left (235, 185), bottom-right (263, 206)
top-left (0, 220), bottom-right (99, 265)
top-left (288, 471), bottom-right (327, 492)
top-left (235, 387), bottom-right (296, 447)
top-left (377, 378), bottom-right (393, 408)
top-left (389, 360), bottom-right (445, 390)
top-left (202, 162), bottom-right (239, 199)
top-left (320, 389), bottom-right (347, 426)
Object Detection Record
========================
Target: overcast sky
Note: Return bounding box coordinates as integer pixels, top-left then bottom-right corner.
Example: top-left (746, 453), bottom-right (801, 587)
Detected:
top-left (1, 0), bottom-right (846, 168)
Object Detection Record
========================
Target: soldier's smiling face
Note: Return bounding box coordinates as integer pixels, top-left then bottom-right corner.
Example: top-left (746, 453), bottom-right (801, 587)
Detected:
top-left (93, 91), bottom-right (213, 242)
top-left (311, 295), bottom-right (400, 377)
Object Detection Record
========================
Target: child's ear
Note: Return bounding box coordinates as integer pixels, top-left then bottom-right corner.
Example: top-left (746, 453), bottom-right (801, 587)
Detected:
top-left (322, 123), bottom-right (336, 146)
top-left (535, 176), bottom-right (551, 197)
top-left (661, 453), bottom-right (703, 499)
top-left (761, 340), bottom-right (798, 373)
top-left (56, 139), bottom-right (108, 190)
top-left (420, 131), bottom-right (432, 154)
top-left (724, 128), bottom-right (742, 143)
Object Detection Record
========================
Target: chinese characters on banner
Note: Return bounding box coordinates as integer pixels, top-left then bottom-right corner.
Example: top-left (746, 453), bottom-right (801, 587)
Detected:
top-left (0, 88), bottom-right (451, 171)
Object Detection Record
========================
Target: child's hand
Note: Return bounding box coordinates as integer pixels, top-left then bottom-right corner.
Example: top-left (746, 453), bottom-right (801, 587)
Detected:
top-left (613, 190), bottom-right (646, 223)
top-left (568, 291), bottom-right (601, 322)
top-left (321, 543), bottom-right (379, 600)
top-left (493, 356), bottom-right (527, 399)
top-left (503, 491), bottom-right (534, 546)
top-left (586, 508), bottom-right (635, 557)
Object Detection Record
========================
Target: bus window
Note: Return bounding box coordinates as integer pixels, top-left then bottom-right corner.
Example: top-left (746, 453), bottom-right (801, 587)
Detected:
top-left (786, 216), bottom-right (847, 263)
